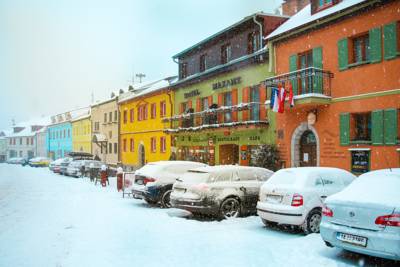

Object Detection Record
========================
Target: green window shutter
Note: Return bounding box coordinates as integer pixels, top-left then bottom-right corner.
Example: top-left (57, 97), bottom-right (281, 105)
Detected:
top-left (338, 38), bottom-right (348, 70)
top-left (289, 54), bottom-right (298, 95)
top-left (371, 110), bottom-right (384, 145)
top-left (384, 109), bottom-right (398, 145)
top-left (312, 47), bottom-right (323, 94)
top-left (383, 22), bottom-right (397, 60)
top-left (369, 27), bottom-right (382, 63)
top-left (340, 113), bottom-right (350, 146)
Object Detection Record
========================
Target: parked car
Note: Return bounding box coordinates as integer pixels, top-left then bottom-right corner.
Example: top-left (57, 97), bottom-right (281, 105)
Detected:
top-left (257, 167), bottom-right (356, 234)
top-left (66, 160), bottom-right (102, 177)
top-left (7, 157), bottom-right (28, 165)
top-left (28, 157), bottom-right (52, 167)
top-left (170, 165), bottom-right (274, 219)
top-left (131, 161), bottom-right (207, 208)
top-left (320, 169), bottom-right (400, 261)
top-left (59, 158), bottom-right (73, 175)
top-left (50, 158), bottom-right (70, 173)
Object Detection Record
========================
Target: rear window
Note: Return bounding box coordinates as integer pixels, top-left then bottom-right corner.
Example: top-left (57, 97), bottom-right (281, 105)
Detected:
top-left (266, 170), bottom-right (307, 186)
top-left (180, 171), bottom-right (210, 183)
top-left (137, 164), bottom-right (165, 177)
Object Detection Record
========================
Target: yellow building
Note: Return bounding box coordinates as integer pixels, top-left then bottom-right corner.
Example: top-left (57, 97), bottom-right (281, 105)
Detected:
top-left (72, 114), bottom-right (92, 153)
top-left (118, 77), bottom-right (177, 169)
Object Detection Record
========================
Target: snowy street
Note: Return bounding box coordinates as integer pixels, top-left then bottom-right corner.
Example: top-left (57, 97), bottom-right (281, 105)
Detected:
top-left (0, 164), bottom-right (394, 267)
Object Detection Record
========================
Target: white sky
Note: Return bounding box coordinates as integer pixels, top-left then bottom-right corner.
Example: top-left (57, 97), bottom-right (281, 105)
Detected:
top-left (0, 0), bottom-right (283, 130)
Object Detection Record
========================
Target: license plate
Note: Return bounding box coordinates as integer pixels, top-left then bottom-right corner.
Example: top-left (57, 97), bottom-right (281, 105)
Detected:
top-left (336, 232), bottom-right (367, 247)
top-left (266, 194), bottom-right (282, 203)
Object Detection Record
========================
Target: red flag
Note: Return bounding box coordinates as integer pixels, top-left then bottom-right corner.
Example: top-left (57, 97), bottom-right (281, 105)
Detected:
top-left (289, 82), bottom-right (294, 107)
top-left (278, 86), bottom-right (286, 113)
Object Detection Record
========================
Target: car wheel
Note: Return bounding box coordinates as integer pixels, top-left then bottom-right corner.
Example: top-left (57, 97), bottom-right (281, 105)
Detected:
top-left (262, 219), bottom-right (278, 228)
top-left (219, 197), bottom-right (240, 219)
top-left (303, 208), bottom-right (322, 235)
top-left (161, 190), bottom-right (172, 208)
top-left (144, 198), bottom-right (158, 205)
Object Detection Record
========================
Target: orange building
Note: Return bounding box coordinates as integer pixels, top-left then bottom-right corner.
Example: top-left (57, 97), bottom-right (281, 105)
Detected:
top-left (265, 0), bottom-right (400, 174)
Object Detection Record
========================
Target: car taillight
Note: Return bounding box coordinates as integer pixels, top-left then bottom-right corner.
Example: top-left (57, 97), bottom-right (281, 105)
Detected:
top-left (143, 177), bottom-right (156, 185)
top-left (322, 205), bottom-right (333, 217)
top-left (193, 183), bottom-right (209, 192)
top-left (291, 194), bottom-right (303, 207)
top-left (375, 213), bottom-right (400, 227)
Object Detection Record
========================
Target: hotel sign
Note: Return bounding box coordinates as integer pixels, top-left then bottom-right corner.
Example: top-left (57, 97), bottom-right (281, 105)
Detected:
top-left (184, 89), bottom-right (201, 99)
top-left (212, 77), bottom-right (241, 90)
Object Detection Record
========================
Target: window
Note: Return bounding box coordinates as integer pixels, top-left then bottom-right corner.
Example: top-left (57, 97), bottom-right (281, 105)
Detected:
top-left (248, 31), bottom-right (260, 54)
top-left (223, 92), bottom-right (232, 123)
top-left (67, 129), bottom-right (70, 138)
top-left (180, 62), bottom-right (188, 79)
top-left (109, 131), bottom-right (112, 139)
top-left (200, 54), bottom-right (207, 72)
top-left (138, 104), bottom-right (148, 121)
top-left (63, 130), bottom-right (66, 138)
top-left (123, 139), bottom-right (127, 152)
top-left (151, 103), bottom-right (157, 119)
top-left (114, 143), bottom-right (118, 154)
top-left (109, 112), bottom-right (112, 122)
top-left (130, 108), bottom-right (134, 123)
top-left (350, 112), bottom-right (371, 141)
top-left (318, 0), bottom-right (332, 8)
top-left (160, 136), bottom-right (166, 153)
top-left (160, 101), bottom-right (166, 117)
top-left (351, 34), bottom-right (370, 64)
top-left (298, 50), bottom-right (313, 94)
top-left (221, 43), bottom-right (232, 64)
top-left (31, 138), bottom-right (34, 145)
top-left (109, 143), bottom-right (112, 154)
top-left (151, 137), bottom-right (156, 153)
top-left (123, 110), bottom-right (127, 124)
top-left (104, 113), bottom-right (107, 123)
top-left (26, 138), bottom-right (29, 145)
top-left (9, 139), bottom-right (12, 145)
top-left (250, 86), bottom-right (260, 120)
top-left (114, 110), bottom-right (118, 122)
top-left (130, 138), bottom-right (134, 152)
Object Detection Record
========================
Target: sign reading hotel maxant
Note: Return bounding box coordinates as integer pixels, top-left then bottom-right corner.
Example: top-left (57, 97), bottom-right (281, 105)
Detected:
top-left (184, 89), bottom-right (200, 99)
top-left (212, 77), bottom-right (241, 90)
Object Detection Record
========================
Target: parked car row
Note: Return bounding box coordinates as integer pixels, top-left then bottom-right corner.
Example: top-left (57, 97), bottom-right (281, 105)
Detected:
top-left (126, 161), bottom-right (400, 261)
top-left (49, 157), bottom-right (104, 178)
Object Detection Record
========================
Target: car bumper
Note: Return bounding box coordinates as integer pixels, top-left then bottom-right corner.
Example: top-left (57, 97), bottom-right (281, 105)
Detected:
top-left (131, 185), bottom-right (162, 202)
top-left (256, 201), bottom-right (306, 226)
top-left (320, 220), bottom-right (400, 261)
top-left (170, 196), bottom-right (219, 215)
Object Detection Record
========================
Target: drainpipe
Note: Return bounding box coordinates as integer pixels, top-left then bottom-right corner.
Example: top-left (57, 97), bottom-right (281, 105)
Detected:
top-left (253, 15), bottom-right (263, 51)
top-left (167, 89), bottom-right (174, 154)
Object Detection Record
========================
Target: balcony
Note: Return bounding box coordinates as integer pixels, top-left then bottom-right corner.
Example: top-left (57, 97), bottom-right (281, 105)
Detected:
top-left (264, 67), bottom-right (333, 107)
top-left (163, 103), bottom-right (268, 133)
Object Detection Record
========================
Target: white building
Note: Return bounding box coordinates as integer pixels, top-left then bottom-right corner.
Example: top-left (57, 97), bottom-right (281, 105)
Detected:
top-left (35, 127), bottom-right (48, 158)
top-left (0, 131), bottom-right (8, 162)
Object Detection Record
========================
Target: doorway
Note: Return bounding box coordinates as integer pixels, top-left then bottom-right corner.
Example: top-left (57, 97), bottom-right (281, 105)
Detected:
top-left (219, 144), bottom-right (239, 165)
top-left (299, 130), bottom-right (317, 167)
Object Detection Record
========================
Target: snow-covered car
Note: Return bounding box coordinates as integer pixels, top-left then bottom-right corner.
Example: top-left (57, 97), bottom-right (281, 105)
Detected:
top-left (131, 161), bottom-right (207, 208)
top-left (257, 167), bottom-right (356, 234)
top-left (28, 157), bottom-right (52, 167)
top-left (49, 158), bottom-right (69, 173)
top-left (7, 157), bottom-right (28, 165)
top-left (320, 169), bottom-right (400, 261)
top-left (171, 165), bottom-right (274, 219)
top-left (59, 158), bottom-right (73, 175)
top-left (66, 160), bottom-right (85, 177)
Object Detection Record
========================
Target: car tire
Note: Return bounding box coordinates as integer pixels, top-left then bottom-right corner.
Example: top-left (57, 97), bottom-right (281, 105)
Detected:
top-left (219, 197), bottom-right (241, 219)
top-left (302, 208), bottom-right (322, 235)
top-left (261, 219), bottom-right (278, 228)
top-left (161, 190), bottom-right (172, 208)
top-left (144, 198), bottom-right (158, 205)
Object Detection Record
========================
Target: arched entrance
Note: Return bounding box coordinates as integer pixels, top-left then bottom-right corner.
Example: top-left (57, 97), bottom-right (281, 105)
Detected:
top-left (299, 130), bottom-right (317, 167)
top-left (291, 122), bottom-right (320, 167)
top-left (138, 144), bottom-right (145, 167)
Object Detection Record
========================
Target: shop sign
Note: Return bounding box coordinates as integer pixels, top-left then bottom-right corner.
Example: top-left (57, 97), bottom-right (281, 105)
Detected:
top-left (217, 136), bottom-right (240, 142)
top-left (184, 89), bottom-right (200, 99)
top-left (249, 136), bottom-right (260, 141)
top-left (351, 150), bottom-right (370, 174)
top-left (212, 77), bottom-right (241, 90)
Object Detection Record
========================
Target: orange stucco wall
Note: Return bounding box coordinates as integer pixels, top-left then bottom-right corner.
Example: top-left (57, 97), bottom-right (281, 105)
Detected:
top-left (274, 1), bottom-right (400, 172)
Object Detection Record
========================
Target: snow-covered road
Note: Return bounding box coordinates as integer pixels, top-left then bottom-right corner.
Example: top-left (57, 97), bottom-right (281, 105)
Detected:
top-left (0, 164), bottom-right (394, 267)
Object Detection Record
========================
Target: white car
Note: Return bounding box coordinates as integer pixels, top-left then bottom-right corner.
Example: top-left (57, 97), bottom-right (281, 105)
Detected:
top-left (170, 165), bottom-right (274, 219)
top-left (320, 169), bottom-right (400, 261)
top-left (257, 167), bottom-right (356, 234)
top-left (66, 160), bottom-right (85, 177)
top-left (131, 161), bottom-right (207, 208)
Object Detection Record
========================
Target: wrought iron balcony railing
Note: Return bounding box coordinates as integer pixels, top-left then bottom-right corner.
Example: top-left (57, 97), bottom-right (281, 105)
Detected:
top-left (163, 102), bottom-right (268, 133)
top-left (264, 67), bottom-right (333, 97)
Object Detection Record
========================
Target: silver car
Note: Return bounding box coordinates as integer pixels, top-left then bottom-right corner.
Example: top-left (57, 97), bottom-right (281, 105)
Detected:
top-left (320, 169), bottom-right (400, 261)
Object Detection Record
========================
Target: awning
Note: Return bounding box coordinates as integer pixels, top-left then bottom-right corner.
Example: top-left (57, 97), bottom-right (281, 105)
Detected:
top-left (92, 134), bottom-right (107, 143)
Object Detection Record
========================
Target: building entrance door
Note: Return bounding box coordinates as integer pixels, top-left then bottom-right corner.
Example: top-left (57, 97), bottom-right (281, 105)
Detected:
top-left (299, 130), bottom-right (317, 167)
top-left (219, 144), bottom-right (239, 165)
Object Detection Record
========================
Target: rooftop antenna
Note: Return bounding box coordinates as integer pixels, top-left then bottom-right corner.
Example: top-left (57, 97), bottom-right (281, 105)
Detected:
top-left (136, 73), bottom-right (146, 83)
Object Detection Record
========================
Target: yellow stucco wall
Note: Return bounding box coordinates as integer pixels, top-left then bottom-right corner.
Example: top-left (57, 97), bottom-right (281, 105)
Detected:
top-left (119, 89), bottom-right (173, 167)
top-left (72, 117), bottom-right (92, 153)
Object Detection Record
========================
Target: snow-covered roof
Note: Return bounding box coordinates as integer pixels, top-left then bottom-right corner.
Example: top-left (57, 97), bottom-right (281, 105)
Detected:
top-left (14, 116), bottom-right (52, 128)
top-left (267, 0), bottom-right (368, 40)
top-left (71, 112), bottom-right (91, 122)
top-left (118, 76), bottom-right (177, 103)
top-left (189, 165), bottom-right (271, 173)
top-left (91, 95), bottom-right (118, 107)
top-left (7, 126), bottom-right (41, 138)
top-left (49, 107), bottom-right (90, 126)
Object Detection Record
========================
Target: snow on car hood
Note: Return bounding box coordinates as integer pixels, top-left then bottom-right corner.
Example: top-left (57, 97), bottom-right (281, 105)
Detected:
top-left (327, 172), bottom-right (400, 208)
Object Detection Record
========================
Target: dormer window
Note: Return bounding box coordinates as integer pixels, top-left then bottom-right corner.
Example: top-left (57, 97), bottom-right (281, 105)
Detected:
top-left (318, 0), bottom-right (332, 8)
top-left (248, 31), bottom-right (260, 54)
top-left (221, 43), bottom-right (232, 64)
top-left (200, 54), bottom-right (207, 72)
top-left (312, 0), bottom-right (339, 14)
top-left (180, 62), bottom-right (188, 79)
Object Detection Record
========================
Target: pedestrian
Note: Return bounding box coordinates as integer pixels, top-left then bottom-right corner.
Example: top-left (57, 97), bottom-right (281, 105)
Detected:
top-left (116, 166), bottom-right (123, 192)
top-left (100, 164), bottom-right (108, 187)
top-left (89, 163), bottom-right (96, 182)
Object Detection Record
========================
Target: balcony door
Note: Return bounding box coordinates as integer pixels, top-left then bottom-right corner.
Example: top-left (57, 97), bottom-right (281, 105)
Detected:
top-left (299, 51), bottom-right (313, 94)
top-left (250, 86), bottom-right (260, 121)
top-left (223, 92), bottom-right (232, 123)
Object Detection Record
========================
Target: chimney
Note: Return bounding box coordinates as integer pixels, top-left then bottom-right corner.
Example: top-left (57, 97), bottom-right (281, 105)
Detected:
top-left (282, 0), bottom-right (310, 16)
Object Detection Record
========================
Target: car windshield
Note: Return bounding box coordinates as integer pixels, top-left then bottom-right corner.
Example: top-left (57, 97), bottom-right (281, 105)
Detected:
top-left (180, 170), bottom-right (210, 183)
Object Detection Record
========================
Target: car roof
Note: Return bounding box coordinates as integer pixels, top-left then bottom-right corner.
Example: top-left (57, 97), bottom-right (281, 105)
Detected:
top-left (147, 161), bottom-right (206, 166)
top-left (188, 165), bottom-right (272, 173)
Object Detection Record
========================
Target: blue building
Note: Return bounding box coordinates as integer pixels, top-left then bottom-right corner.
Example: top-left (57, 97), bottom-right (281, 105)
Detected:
top-left (47, 114), bottom-right (73, 160)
